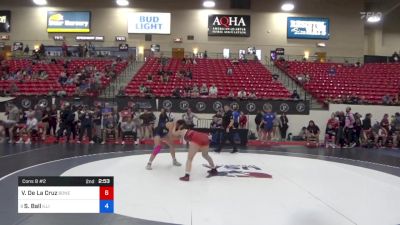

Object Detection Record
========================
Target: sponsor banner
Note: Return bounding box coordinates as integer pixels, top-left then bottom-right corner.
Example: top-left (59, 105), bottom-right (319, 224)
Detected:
top-left (150, 44), bottom-right (160, 52)
top-left (128, 12), bottom-right (171, 34)
top-left (159, 98), bottom-right (309, 115)
top-left (13, 42), bottom-right (23, 51)
top-left (76, 36), bottom-right (104, 42)
top-left (208, 15), bottom-right (250, 37)
top-left (287, 17), bottom-right (330, 40)
top-left (119, 44), bottom-right (129, 51)
top-left (116, 96), bottom-right (157, 111)
top-left (0, 10), bottom-right (11, 33)
top-left (47, 11), bottom-right (91, 33)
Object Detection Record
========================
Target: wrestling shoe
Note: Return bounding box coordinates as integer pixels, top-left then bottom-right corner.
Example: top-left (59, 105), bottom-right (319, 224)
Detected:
top-left (145, 163), bottom-right (152, 170)
top-left (207, 168), bottom-right (218, 176)
top-left (179, 174), bottom-right (190, 181)
top-left (173, 159), bottom-right (182, 167)
top-left (231, 149), bottom-right (238, 154)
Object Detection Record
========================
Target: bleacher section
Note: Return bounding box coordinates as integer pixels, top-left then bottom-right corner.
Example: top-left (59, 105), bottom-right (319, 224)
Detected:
top-left (125, 58), bottom-right (291, 99)
top-left (276, 61), bottom-right (400, 103)
top-left (0, 59), bottom-right (128, 96)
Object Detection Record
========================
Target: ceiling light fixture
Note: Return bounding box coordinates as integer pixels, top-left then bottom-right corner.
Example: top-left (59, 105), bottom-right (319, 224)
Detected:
top-left (116, 0), bottom-right (129, 6)
top-left (367, 15), bottom-right (381, 23)
top-left (203, 0), bottom-right (216, 8)
top-left (281, 2), bottom-right (295, 11)
top-left (33, 0), bottom-right (47, 6)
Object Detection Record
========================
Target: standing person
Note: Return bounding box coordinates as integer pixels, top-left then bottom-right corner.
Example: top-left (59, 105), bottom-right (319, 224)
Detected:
top-left (215, 105), bottom-right (238, 153)
top-left (77, 108), bottom-right (94, 144)
top-left (140, 109), bottom-right (155, 139)
top-left (93, 107), bottom-right (102, 139)
top-left (255, 110), bottom-right (263, 140)
top-left (279, 113), bottom-right (289, 141)
top-left (232, 107), bottom-right (240, 128)
top-left (337, 111), bottom-right (346, 148)
top-left (182, 108), bottom-right (198, 129)
top-left (362, 113), bottom-right (372, 145)
top-left (56, 103), bottom-right (74, 143)
top-left (5, 104), bottom-right (20, 144)
top-left (173, 120), bottom-right (218, 181)
top-left (272, 113), bottom-right (281, 141)
top-left (239, 111), bottom-right (248, 129)
top-left (354, 113), bottom-right (362, 147)
top-left (41, 107), bottom-right (50, 140)
top-left (260, 108), bottom-right (275, 142)
top-left (48, 105), bottom-right (58, 136)
top-left (145, 119), bottom-right (181, 170)
top-left (344, 107), bottom-right (356, 148)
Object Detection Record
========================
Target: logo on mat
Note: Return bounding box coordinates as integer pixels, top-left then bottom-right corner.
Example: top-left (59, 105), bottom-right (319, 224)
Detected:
top-left (196, 102), bottom-right (206, 112)
top-left (162, 100), bottom-right (173, 109)
top-left (296, 102), bottom-right (306, 112)
top-left (279, 103), bottom-right (290, 112)
top-left (204, 164), bottom-right (272, 179)
top-left (179, 100), bottom-right (190, 111)
top-left (213, 101), bottom-right (223, 111)
top-left (21, 98), bottom-right (32, 109)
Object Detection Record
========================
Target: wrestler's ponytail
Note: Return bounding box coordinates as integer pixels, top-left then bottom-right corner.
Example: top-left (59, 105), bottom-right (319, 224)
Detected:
top-left (176, 119), bottom-right (189, 130)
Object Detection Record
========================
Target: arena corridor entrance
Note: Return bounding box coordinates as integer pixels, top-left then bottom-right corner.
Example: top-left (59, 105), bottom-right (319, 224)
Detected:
top-left (172, 48), bottom-right (185, 59)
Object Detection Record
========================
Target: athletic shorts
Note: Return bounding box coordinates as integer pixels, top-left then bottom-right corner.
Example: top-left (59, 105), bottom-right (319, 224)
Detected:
top-left (153, 126), bottom-right (168, 138)
top-left (263, 125), bottom-right (273, 132)
top-left (186, 130), bottom-right (209, 146)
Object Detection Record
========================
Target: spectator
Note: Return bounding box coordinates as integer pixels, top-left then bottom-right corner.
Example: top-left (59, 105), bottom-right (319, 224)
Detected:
top-left (380, 113), bottom-right (390, 132)
top-left (200, 83), bottom-right (208, 96)
top-left (139, 83), bottom-right (147, 94)
top-left (23, 45), bottom-right (30, 55)
top-left (306, 120), bottom-right (320, 143)
top-left (272, 113), bottom-right (281, 140)
top-left (231, 58), bottom-right (239, 65)
top-left (209, 84), bottom-right (218, 97)
top-left (248, 91), bottom-right (257, 99)
top-left (77, 108), bottom-right (94, 144)
top-left (239, 111), bottom-right (247, 129)
top-left (182, 108), bottom-right (198, 129)
top-left (290, 90), bottom-right (300, 100)
top-left (228, 90), bottom-right (235, 98)
top-left (139, 109), bottom-right (156, 139)
top-left (121, 116), bottom-right (137, 145)
top-left (382, 94), bottom-right (393, 105)
top-left (260, 108), bottom-right (275, 142)
top-left (5, 104), bottom-right (20, 144)
top-left (392, 51), bottom-right (399, 62)
top-left (237, 89), bottom-right (247, 98)
top-left (204, 50), bottom-right (208, 58)
top-left (16, 112), bottom-right (38, 144)
top-left (255, 110), bottom-right (263, 140)
top-left (361, 113), bottom-right (372, 144)
top-left (172, 88), bottom-right (182, 98)
top-left (48, 105), bottom-right (57, 136)
top-left (62, 42), bottom-right (68, 57)
top-left (327, 65), bottom-right (336, 76)
top-left (325, 123), bottom-right (337, 148)
top-left (226, 67), bottom-right (233, 75)
top-left (344, 107), bottom-right (356, 147)
top-left (191, 84), bottom-right (199, 97)
top-left (146, 73), bottom-right (153, 82)
top-left (279, 113), bottom-right (289, 141)
top-left (0, 120), bottom-right (4, 143)
top-left (101, 113), bottom-right (118, 145)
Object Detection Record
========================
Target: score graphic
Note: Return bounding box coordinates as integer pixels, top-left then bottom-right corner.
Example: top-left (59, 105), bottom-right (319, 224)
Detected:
top-left (18, 176), bottom-right (114, 214)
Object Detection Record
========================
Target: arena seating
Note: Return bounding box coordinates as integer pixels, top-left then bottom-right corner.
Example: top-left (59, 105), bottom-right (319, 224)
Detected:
top-left (0, 59), bottom-right (128, 96)
top-left (275, 61), bottom-right (400, 103)
top-left (125, 58), bottom-right (291, 99)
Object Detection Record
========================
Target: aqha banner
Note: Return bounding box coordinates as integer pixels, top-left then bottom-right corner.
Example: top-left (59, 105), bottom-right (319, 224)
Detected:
top-left (208, 15), bottom-right (250, 37)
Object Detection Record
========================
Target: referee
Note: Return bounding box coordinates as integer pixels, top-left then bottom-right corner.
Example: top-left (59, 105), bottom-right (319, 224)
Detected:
top-left (215, 105), bottom-right (238, 153)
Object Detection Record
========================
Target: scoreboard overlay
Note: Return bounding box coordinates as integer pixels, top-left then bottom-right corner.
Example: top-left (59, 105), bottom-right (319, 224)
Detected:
top-left (18, 176), bottom-right (114, 213)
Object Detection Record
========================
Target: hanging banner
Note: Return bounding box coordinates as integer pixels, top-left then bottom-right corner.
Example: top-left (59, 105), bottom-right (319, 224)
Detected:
top-left (128, 12), bottom-right (171, 34)
top-left (287, 17), bottom-right (330, 39)
top-left (0, 11), bottom-right (11, 33)
top-left (47, 11), bottom-right (91, 33)
top-left (208, 15), bottom-right (251, 37)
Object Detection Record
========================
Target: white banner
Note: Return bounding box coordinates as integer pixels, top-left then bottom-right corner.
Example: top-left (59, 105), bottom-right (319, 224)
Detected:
top-left (128, 12), bottom-right (171, 34)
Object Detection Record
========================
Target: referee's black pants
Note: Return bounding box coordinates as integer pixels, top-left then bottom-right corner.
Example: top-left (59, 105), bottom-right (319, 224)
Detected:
top-left (217, 128), bottom-right (237, 151)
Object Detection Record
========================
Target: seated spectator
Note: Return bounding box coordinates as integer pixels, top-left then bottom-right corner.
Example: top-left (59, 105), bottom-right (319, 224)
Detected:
top-left (306, 120), bottom-right (320, 143)
top-left (325, 123), bottom-right (337, 148)
top-left (237, 89), bottom-right (247, 98)
top-left (38, 71), bottom-right (48, 80)
top-left (228, 90), bottom-right (235, 98)
top-left (146, 73), bottom-right (153, 82)
top-left (120, 116), bottom-right (137, 145)
top-left (373, 122), bottom-right (388, 147)
top-left (172, 88), bottom-right (182, 98)
top-left (16, 112), bottom-right (38, 144)
top-left (248, 91), bottom-right (257, 99)
top-left (191, 84), bottom-right (199, 97)
top-left (139, 83), bottom-right (147, 94)
top-left (161, 74), bottom-right (169, 83)
top-left (200, 83), bottom-right (208, 96)
top-left (290, 90), bottom-right (300, 100)
top-left (226, 67), bottom-right (233, 75)
top-left (185, 69), bottom-right (193, 80)
top-left (392, 51), bottom-right (399, 62)
top-left (327, 66), bottom-right (336, 76)
top-left (382, 94), bottom-right (393, 105)
top-left (231, 58), bottom-right (239, 65)
top-left (58, 72), bottom-right (68, 86)
top-left (209, 84), bottom-right (218, 97)
top-left (102, 113), bottom-right (118, 145)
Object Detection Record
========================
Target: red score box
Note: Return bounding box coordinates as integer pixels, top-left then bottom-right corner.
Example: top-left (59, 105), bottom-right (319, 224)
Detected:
top-left (100, 186), bottom-right (114, 200)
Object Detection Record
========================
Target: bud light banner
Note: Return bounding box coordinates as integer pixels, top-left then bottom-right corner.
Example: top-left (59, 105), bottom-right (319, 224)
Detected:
top-left (208, 15), bottom-right (251, 37)
top-left (128, 12), bottom-right (171, 34)
top-left (47, 11), bottom-right (91, 33)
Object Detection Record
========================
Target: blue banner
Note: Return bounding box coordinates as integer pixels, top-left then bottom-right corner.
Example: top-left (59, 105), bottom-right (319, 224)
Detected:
top-left (287, 17), bottom-right (330, 40)
top-left (47, 11), bottom-right (91, 33)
